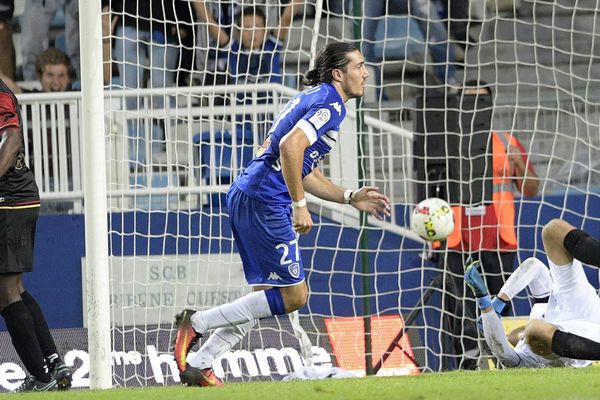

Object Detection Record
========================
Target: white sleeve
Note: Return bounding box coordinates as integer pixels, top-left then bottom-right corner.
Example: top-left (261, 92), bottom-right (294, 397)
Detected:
top-left (481, 312), bottom-right (522, 368)
top-left (500, 257), bottom-right (552, 299)
top-left (294, 119), bottom-right (318, 145)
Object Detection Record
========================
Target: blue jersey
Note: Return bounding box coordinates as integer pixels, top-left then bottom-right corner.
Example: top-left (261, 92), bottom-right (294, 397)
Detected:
top-left (229, 36), bottom-right (282, 85)
top-left (233, 83), bottom-right (346, 205)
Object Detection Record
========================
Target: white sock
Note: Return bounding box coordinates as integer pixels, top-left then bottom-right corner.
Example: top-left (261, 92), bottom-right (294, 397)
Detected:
top-left (500, 257), bottom-right (551, 299)
top-left (190, 291), bottom-right (272, 334)
top-left (187, 320), bottom-right (257, 370)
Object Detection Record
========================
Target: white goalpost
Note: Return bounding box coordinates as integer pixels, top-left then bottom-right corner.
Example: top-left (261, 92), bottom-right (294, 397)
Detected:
top-left (79, 0), bottom-right (111, 389)
top-left (70, 0), bottom-right (600, 388)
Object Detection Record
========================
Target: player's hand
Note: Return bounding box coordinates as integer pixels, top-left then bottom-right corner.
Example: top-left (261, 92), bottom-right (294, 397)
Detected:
top-left (507, 143), bottom-right (526, 173)
top-left (292, 206), bottom-right (313, 234)
top-left (350, 186), bottom-right (391, 220)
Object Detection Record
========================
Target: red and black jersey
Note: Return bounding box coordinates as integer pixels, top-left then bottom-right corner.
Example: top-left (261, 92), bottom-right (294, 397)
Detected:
top-left (0, 80), bottom-right (40, 206)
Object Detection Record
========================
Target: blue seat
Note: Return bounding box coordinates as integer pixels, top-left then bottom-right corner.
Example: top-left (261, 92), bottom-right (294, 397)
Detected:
top-left (55, 32), bottom-right (67, 55)
top-left (193, 125), bottom-right (255, 183)
top-left (371, 15), bottom-right (427, 62)
top-left (129, 173), bottom-right (178, 210)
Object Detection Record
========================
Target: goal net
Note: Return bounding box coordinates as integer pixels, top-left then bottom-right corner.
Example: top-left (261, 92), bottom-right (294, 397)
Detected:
top-left (93, 0), bottom-right (600, 387)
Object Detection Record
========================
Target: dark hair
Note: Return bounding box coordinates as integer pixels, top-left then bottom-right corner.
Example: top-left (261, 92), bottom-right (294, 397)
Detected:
top-left (303, 42), bottom-right (359, 87)
top-left (36, 48), bottom-right (71, 76)
top-left (462, 79), bottom-right (493, 96)
top-left (236, 6), bottom-right (266, 27)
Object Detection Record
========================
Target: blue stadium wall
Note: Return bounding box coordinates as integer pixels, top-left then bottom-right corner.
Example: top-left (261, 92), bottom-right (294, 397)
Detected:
top-left (3, 193), bottom-right (599, 334)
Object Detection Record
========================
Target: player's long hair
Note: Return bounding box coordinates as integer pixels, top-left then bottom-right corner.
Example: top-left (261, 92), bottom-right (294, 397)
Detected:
top-left (303, 42), bottom-right (358, 87)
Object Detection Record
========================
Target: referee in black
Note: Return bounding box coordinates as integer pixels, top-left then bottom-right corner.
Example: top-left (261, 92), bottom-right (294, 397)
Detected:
top-left (0, 79), bottom-right (71, 391)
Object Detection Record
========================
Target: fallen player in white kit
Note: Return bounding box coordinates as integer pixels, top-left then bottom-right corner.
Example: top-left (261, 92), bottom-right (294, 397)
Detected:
top-left (464, 218), bottom-right (600, 368)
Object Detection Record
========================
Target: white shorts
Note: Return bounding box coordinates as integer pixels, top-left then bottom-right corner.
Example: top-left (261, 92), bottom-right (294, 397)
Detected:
top-left (544, 258), bottom-right (600, 343)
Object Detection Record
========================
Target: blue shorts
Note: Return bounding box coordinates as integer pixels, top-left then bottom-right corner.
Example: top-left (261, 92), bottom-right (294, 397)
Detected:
top-left (227, 184), bottom-right (305, 287)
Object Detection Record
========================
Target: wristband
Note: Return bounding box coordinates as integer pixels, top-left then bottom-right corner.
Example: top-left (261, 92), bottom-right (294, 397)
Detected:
top-left (491, 296), bottom-right (511, 316)
top-left (292, 198), bottom-right (307, 208)
top-left (343, 189), bottom-right (355, 204)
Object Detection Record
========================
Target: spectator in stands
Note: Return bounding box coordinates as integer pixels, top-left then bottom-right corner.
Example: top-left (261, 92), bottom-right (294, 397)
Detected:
top-left (105, 0), bottom-right (195, 107)
top-left (101, 4), bottom-right (118, 86)
top-left (438, 0), bottom-right (475, 50)
top-left (194, 1), bottom-right (303, 86)
top-left (102, 0), bottom-right (195, 167)
top-left (0, 0), bottom-right (15, 80)
top-left (443, 80), bottom-right (539, 369)
top-left (361, 0), bottom-right (459, 85)
top-left (0, 48), bottom-right (72, 94)
top-left (21, 0), bottom-right (80, 81)
top-left (193, 1), bottom-right (280, 90)
top-left (193, 1), bottom-right (304, 181)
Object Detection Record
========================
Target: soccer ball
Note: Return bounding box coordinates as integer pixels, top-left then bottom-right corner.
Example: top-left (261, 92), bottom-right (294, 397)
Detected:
top-left (410, 197), bottom-right (455, 241)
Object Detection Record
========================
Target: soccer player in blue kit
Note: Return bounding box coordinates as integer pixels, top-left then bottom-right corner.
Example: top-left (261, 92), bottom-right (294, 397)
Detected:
top-left (173, 42), bottom-right (392, 386)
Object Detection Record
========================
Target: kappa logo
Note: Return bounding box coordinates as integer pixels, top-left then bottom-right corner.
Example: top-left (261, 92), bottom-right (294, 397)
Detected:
top-left (308, 108), bottom-right (331, 130)
top-left (288, 263), bottom-right (300, 279)
top-left (268, 272), bottom-right (282, 281)
top-left (329, 102), bottom-right (342, 116)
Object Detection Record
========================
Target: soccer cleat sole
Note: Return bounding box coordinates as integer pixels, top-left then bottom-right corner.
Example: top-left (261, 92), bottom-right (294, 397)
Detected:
top-left (180, 365), bottom-right (223, 387)
top-left (52, 363), bottom-right (73, 391)
top-left (55, 372), bottom-right (72, 391)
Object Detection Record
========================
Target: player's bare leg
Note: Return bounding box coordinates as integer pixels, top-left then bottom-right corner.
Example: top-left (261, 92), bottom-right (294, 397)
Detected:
top-left (542, 219), bottom-right (574, 266)
top-left (538, 219), bottom-right (600, 360)
top-left (523, 319), bottom-right (557, 356)
top-left (279, 282), bottom-right (309, 313)
top-left (544, 218), bottom-right (600, 268)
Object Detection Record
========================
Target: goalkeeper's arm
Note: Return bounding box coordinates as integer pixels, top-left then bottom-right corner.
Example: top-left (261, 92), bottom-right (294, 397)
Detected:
top-left (480, 309), bottom-right (523, 368)
top-left (479, 257), bottom-right (553, 368)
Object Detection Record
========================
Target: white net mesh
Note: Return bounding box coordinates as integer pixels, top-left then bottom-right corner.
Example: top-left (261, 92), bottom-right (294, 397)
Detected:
top-left (93, 0), bottom-right (600, 385)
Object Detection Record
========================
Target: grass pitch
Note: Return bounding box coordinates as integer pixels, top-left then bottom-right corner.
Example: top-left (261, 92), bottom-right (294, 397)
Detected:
top-left (12, 367), bottom-right (600, 400)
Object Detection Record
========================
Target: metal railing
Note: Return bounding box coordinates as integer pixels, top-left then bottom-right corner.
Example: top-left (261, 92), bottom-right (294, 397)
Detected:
top-left (17, 84), bottom-right (414, 215)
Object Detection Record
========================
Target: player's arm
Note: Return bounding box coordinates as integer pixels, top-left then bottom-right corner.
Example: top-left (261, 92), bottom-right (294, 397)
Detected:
top-left (193, 0), bottom-right (230, 47)
top-left (303, 168), bottom-right (391, 220)
top-left (0, 93), bottom-right (22, 177)
top-left (508, 139), bottom-right (539, 197)
top-left (280, 127), bottom-right (312, 234)
top-left (0, 72), bottom-right (23, 94)
top-left (276, 1), bottom-right (304, 43)
top-left (302, 166), bottom-right (345, 202)
top-left (0, 126), bottom-right (22, 177)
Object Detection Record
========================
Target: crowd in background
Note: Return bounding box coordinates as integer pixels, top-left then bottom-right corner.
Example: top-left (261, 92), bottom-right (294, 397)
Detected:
top-left (0, 0), bottom-right (473, 92)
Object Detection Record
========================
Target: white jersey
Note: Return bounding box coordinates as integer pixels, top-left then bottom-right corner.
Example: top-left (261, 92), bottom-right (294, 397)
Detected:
top-left (510, 258), bottom-right (600, 368)
top-left (513, 335), bottom-right (590, 368)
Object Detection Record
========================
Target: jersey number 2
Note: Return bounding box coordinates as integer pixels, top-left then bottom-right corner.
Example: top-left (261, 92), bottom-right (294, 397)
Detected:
top-left (275, 240), bottom-right (299, 265)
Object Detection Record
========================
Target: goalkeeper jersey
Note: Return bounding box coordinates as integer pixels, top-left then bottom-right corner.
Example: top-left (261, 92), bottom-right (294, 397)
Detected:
top-left (234, 82), bottom-right (346, 205)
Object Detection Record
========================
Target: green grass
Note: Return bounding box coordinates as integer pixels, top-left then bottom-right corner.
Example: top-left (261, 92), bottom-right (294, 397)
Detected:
top-left (12, 368), bottom-right (600, 400)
